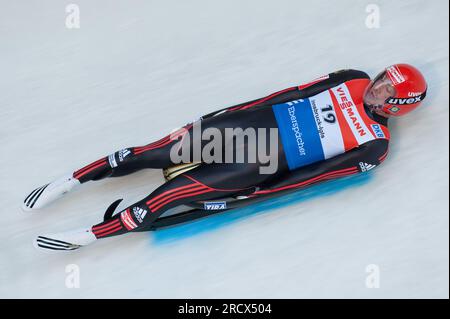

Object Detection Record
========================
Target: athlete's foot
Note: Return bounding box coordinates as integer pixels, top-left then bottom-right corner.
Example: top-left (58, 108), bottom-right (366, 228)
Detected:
top-left (22, 174), bottom-right (80, 211)
top-left (33, 228), bottom-right (97, 253)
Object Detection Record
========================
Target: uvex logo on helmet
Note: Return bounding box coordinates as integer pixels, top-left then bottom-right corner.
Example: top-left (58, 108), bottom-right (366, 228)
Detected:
top-left (383, 63), bottom-right (427, 116)
top-left (386, 91), bottom-right (427, 105)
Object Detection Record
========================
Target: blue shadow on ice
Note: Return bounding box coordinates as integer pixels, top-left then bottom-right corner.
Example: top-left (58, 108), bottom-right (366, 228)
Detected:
top-left (152, 172), bottom-right (373, 245)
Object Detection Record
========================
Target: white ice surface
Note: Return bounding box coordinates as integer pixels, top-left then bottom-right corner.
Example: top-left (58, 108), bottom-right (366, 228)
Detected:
top-left (0, 0), bottom-right (448, 298)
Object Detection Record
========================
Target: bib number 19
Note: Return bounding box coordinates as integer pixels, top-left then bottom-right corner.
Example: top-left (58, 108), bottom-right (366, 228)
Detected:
top-left (321, 104), bottom-right (336, 124)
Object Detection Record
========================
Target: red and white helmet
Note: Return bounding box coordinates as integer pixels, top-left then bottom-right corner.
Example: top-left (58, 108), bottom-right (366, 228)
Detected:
top-left (363, 63), bottom-right (428, 116)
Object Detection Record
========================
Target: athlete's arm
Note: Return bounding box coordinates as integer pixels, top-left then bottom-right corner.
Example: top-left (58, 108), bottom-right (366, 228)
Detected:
top-left (254, 138), bottom-right (388, 195)
top-left (201, 69), bottom-right (370, 119)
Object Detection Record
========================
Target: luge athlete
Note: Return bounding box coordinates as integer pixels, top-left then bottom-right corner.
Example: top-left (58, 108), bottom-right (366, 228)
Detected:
top-left (22, 64), bottom-right (428, 252)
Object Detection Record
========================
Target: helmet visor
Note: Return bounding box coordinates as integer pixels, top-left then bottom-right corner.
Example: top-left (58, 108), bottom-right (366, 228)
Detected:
top-left (363, 71), bottom-right (397, 109)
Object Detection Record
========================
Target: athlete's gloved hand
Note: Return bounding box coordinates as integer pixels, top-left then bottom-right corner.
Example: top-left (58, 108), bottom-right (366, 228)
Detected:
top-left (22, 174), bottom-right (80, 211)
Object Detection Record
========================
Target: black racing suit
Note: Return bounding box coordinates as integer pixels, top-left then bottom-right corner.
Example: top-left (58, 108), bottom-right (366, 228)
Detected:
top-left (72, 70), bottom-right (389, 239)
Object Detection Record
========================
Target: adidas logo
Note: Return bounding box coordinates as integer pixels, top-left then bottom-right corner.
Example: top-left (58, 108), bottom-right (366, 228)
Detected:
top-left (359, 162), bottom-right (376, 172)
top-left (108, 149), bottom-right (131, 168)
top-left (118, 149), bottom-right (131, 162)
top-left (132, 207), bottom-right (148, 223)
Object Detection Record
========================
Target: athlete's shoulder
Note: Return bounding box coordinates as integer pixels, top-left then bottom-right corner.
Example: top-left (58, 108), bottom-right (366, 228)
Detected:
top-left (330, 69), bottom-right (370, 81)
top-left (298, 69), bottom-right (370, 98)
top-left (359, 138), bottom-right (390, 165)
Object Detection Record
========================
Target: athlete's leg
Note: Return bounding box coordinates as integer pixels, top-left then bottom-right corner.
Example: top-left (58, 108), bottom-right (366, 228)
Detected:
top-left (45, 107), bottom-right (256, 186)
top-left (74, 124), bottom-right (194, 183)
top-left (90, 162), bottom-right (267, 239)
top-left (34, 162), bottom-right (271, 251)
top-left (22, 123), bottom-right (193, 211)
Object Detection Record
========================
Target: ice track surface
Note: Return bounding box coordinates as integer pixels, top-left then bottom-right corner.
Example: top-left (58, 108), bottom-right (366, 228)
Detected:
top-left (0, 0), bottom-right (448, 298)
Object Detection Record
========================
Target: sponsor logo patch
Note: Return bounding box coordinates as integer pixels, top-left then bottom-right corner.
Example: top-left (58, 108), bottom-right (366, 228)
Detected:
top-left (386, 65), bottom-right (406, 85)
top-left (389, 106), bottom-right (400, 113)
top-left (387, 96), bottom-right (423, 105)
top-left (333, 85), bottom-right (369, 138)
top-left (286, 103), bottom-right (307, 157)
top-left (359, 162), bottom-right (376, 172)
top-left (118, 149), bottom-right (131, 162)
top-left (121, 209), bottom-right (138, 230)
top-left (203, 201), bottom-right (227, 210)
top-left (132, 206), bottom-right (148, 223)
top-left (371, 124), bottom-right (385, 139)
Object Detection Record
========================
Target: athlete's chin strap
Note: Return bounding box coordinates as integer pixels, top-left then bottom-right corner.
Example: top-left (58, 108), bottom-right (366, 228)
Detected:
top-left (103, 198), bottom-right (123, 221)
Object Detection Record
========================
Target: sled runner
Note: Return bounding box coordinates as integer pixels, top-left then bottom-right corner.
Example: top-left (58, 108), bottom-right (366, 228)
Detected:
top-left (141, 160), bottom-right (351, 231)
